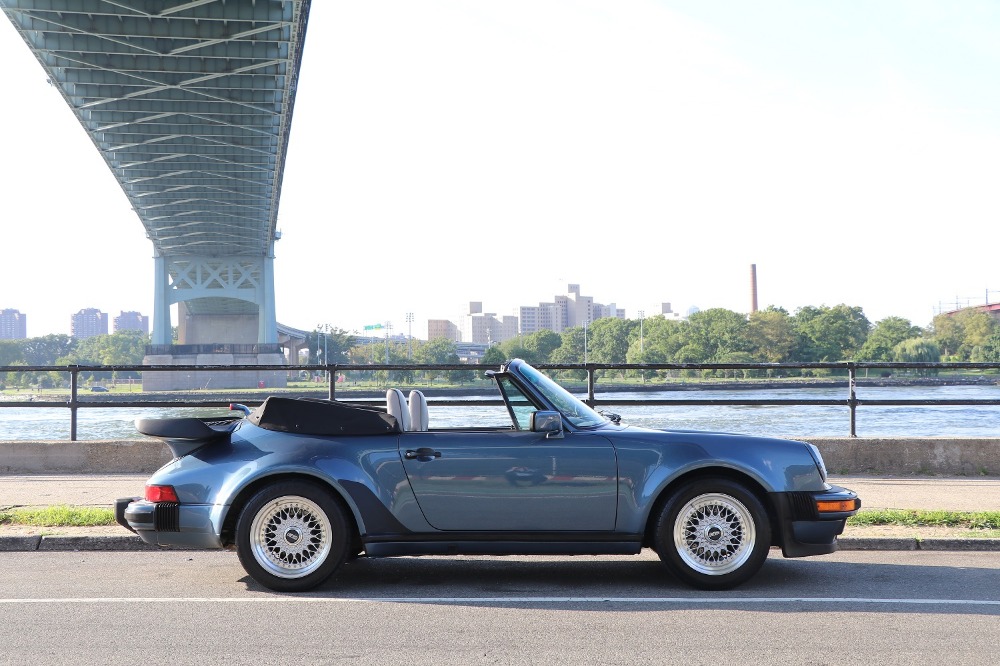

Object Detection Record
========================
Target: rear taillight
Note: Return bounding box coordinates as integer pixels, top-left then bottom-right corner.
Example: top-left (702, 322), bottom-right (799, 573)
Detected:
top-left (145, 485), bottom-right (179, 503)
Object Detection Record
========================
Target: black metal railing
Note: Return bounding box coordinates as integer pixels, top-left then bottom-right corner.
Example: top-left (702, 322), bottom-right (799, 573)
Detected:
top-left (2, 361), bottom-right (1000, 440)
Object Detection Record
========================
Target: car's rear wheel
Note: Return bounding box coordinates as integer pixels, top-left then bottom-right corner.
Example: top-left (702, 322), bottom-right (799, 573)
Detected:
top-left (236, 481), bottom-right (350, 592)
top-left (654, 478), bottom-right (771, 590)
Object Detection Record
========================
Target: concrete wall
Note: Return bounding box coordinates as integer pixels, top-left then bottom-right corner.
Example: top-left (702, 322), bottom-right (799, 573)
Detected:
top-left (0, 440), bottom-right (173, 474)
top-left (178, 311), bottom-right (259, 344)
top-left (2, 437), bottom-right (999, 476)
top-left (810, 438), bottom-right (1000, 477)
top-left (141, 352), bottom-right (288, 390)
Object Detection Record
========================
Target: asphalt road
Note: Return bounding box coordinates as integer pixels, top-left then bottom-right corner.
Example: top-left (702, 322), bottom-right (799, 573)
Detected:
top-left (2, 549), bottom-right (999, 665)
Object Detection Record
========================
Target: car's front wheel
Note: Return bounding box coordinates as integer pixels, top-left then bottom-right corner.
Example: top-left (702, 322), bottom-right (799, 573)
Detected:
top-left (654, 478), bottom-right (771, 590)
top-left (235, 481), bottom-right (350, 592)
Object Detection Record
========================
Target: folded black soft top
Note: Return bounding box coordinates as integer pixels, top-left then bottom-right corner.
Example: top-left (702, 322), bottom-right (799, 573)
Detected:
top-left (248, 396), bottom-right (400, 436)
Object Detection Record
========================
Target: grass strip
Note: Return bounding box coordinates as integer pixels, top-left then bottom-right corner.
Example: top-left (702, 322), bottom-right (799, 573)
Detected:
top-left (0, 505), bottom-right (116, 527)
top-left (848, 509), bottom-right (1000, 530)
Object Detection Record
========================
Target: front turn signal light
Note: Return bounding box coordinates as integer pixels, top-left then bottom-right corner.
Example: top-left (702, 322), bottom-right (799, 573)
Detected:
top-left (816, 499), bottom-right (858, 513)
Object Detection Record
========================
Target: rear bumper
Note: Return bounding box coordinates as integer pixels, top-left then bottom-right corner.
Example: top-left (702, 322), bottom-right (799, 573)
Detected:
top-left (115, 496), bottom-right (223, 549)
top-left (771, 485), bottom-right (861, 558)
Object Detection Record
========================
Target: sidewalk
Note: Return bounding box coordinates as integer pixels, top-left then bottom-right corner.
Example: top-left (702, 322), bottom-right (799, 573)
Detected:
top-left (2, 474), bottom-right (1000, 551)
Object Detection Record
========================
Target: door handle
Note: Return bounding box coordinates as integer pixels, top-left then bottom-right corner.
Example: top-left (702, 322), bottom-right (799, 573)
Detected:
top-left (404, 447), bottom-right (442, 460)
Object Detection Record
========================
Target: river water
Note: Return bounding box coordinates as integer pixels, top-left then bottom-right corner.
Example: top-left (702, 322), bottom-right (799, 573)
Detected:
top-left (3, 383), bottom-right (1000, 440)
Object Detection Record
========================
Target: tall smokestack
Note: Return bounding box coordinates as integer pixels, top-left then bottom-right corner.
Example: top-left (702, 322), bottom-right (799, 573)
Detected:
top-left (750, 264), bottom-right (758, 313)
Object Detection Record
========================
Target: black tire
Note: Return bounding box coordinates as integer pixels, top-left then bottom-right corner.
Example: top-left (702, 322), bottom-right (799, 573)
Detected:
top-left (235, 480), bottom-right (351, 592)
top-left (654, 477), bottom-right (771, 590)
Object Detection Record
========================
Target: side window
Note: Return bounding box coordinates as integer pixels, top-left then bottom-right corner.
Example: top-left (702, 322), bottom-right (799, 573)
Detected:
top-left (496, 377), bottom-right (538, 430)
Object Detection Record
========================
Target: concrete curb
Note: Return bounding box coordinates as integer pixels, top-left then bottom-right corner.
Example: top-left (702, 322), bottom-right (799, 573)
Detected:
top-left (37, 535), bottom-right (162, 551)
top-left (4, 535), bottom-right (1000, 553)
top-left (0, 535), bottom-right (160, 552)
top-left (836, 537), bottom-right (1000, 551)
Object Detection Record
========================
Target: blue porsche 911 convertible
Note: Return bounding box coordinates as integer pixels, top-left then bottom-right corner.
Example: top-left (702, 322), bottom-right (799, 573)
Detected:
top-left (117, 359), bottom-right (860, 592)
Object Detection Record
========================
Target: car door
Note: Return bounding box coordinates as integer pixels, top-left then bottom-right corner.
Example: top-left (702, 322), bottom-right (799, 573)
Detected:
top-left (398, 429), bottom-right (618, 531)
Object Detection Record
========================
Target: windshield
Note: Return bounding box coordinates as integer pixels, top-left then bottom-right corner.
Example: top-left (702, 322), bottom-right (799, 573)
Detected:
top-left (518, 363), bottom-right (606, 428)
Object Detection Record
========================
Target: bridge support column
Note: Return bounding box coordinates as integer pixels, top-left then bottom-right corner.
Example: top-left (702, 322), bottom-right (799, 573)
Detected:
top-left (259, 254), bottom-right (277, 344)
top-left (151, 255), bottom-right (173, 345)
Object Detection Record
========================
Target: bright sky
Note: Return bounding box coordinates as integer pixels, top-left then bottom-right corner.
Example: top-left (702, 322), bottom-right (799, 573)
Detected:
top-left (2, 0), bottom-right (999, 340)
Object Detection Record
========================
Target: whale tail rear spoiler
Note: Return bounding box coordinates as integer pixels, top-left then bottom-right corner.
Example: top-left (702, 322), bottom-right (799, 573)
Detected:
top-left (135, 416), bottom-right (240, 458)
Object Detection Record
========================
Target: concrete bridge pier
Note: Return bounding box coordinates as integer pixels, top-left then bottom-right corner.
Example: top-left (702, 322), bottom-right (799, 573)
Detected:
top-left (143, 255), bottom-right (287, 391)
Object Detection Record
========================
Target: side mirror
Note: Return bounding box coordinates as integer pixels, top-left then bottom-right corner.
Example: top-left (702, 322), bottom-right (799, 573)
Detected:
top-left (530, 411), bottom-right (564, 439)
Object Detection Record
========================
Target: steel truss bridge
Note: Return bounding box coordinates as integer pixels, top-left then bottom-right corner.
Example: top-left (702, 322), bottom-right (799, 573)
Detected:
top-left (1, 0), bottom-right (311, 346)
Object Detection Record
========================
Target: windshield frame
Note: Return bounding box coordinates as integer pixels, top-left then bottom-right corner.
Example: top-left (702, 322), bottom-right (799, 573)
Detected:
top-left (513, 362), bottom-right (607, 429)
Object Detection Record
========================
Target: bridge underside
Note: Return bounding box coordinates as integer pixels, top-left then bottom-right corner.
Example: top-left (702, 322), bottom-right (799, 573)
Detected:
top-left (1, 0), bottom-right (311, 354)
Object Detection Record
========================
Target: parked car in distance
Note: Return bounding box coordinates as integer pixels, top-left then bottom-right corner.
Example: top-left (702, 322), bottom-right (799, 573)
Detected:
top-left (90, 386), bottom-right (110, 392)
top-left (117, 359), bottom-right (860, 592)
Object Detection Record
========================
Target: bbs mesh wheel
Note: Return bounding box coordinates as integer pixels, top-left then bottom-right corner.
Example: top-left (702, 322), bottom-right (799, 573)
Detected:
top-left (654, 478), bottom-right (771, 590)
top-left (236, 480), bottom-right (350, 592)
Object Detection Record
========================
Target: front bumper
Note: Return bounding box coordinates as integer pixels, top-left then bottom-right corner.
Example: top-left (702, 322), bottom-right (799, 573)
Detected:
top-left (115, 497), bottom-right (223, 549)
top-left (771, 485), bottom-right (861, 558)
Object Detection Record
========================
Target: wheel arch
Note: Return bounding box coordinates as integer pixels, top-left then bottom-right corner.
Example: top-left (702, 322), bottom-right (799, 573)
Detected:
top-left (641, 466), bottom-right (779, 549)
top-left (220, 472), bottom-right (362, 553)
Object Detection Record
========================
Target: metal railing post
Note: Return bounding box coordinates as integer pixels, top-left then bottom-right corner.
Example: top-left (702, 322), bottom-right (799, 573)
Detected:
top-left (69, 366), bottom-right (79, 442)
top-left (328, 364), bottom-right (336, 401)
top-left (586, 364), bottom-right (596, 406)
top-left (848, 363), bottom-right (857, 437)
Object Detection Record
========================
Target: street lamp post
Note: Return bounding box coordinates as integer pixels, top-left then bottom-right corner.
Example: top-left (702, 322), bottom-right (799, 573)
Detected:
top-left (385, 322), bottom-right (392, 364)
top-left (583, 320), bottom-right (588, 364)
top-left (316, 323), bottom-right (331, 380)
top-left (638, 310), bottom-right (645, 353)
top-left (406, 312), bottom-right (413, 360)
top-left (638, 310), bottom-right (645, 384)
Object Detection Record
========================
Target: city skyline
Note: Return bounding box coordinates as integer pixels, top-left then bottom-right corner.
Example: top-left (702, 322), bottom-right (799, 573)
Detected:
top-left (2, 2), bottom-right (998, 340)
top-left (1, 276), bottom-right (990, 343)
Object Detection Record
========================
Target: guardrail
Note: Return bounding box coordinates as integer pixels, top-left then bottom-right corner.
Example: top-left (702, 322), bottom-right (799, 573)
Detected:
top-left (2, 361), bottom-right (1000, 440)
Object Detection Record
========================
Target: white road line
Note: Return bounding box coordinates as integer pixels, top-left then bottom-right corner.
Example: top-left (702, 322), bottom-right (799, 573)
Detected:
top-left (1, 596), bottom-right (1000, 606)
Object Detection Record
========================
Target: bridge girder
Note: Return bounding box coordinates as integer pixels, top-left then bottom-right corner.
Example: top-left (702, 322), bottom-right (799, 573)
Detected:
top-left (1, 0), bottom-right (312, 343)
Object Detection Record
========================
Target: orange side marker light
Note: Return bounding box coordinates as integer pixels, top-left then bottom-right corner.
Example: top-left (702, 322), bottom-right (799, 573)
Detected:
top-left (816, 499), bottom-right (858, 513)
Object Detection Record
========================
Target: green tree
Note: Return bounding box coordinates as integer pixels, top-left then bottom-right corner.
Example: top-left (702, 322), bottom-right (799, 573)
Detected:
top-left (414, 338), bottom-right (460, 365)
top-left (54, 331), bottom-right (149, 383)
top-left (892, 338), bottom-right (941, 373)
top-left (74, 331), bottom-right (148, 365)
top-left (978, 331), bottom-right (1000, 363)
top-left (520, 330), bottom-right (562, 363)
top-left (674, 343), bottom-right (709, 364)
top-left (929, 312), bottom-right (964, 359)
top-left (0, 339), bottom-right (24, 366)
top-left (747, 307), bottom-right (796, 363)
top-left (309, 327), bottom-right (356, 365)
top-left (641, 316), bottom-right (688, 362)
top-left (549, 327), bottom-right (589, 380)
top-left (792, 304), bottom-right (869, 361)
top-left (856, 317), bottom-right (923, 362)
top-left (551, 327), bottom-right (587, 365)
top-left (480, 344), bottom-right (507, 366)
top-left (587, 317), bottom-right (631, 366)
top-left (495, 338), bottom-right (533, 363)
top-left (21, 334), bottom-right (76, 366)
top-left (682, 308), bottom-right (752, 362)
top-left (414, 338), bottom-right (474, 383)
top-left (930, 309), bottom-right (998, 360)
